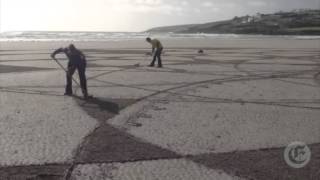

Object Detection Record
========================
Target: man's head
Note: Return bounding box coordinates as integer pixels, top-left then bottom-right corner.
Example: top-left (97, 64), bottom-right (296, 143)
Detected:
top-left (69, 44), bottom-right (76, 52)
top-left (146, 37), bottom-right (151, 43)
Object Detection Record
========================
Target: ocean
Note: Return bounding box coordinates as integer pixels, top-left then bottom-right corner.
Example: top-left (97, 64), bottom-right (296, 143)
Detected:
top-left (0, 31), bottom-right (319, 41)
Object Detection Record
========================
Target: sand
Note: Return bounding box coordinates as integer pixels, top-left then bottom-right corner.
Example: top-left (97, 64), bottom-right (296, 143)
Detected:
top-left (0, 38), bottom-right (319, 179)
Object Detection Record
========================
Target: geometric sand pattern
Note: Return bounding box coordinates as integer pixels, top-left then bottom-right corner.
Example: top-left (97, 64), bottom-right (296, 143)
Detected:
top-left (0, 40), bottom-right (319, 179)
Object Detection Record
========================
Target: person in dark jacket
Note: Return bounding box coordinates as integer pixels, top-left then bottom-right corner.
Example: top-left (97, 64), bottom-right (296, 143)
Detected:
top-left (51, 44), bottom-right (90, 98)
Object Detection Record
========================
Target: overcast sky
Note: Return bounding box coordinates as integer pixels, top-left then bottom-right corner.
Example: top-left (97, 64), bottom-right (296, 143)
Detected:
top-left (0, 0), bottom-right (319, 32)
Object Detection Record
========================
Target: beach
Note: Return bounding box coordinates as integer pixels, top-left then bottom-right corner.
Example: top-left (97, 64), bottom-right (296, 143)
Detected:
top-left (0, 37), bottom-right (319, 179)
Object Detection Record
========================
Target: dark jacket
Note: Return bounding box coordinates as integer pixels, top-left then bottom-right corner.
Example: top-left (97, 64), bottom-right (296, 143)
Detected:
top-left (51, 48), bottom-right (86, 67)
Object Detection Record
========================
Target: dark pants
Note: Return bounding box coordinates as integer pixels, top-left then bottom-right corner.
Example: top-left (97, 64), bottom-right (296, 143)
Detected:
top-left (151, 48), bottom-right (163, 67)
top-left (65, 64), bottom-right (88, 97)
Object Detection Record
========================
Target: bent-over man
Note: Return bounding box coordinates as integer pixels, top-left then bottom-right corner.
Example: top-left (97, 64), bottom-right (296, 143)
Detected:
top-left (51, 44), bottom-right (90, 99)
top-left (146, 37), bottom-right (163, 68)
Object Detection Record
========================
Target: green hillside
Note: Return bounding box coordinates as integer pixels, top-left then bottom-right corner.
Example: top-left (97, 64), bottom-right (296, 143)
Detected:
top-left (147, 9), bottom-right (320, 35)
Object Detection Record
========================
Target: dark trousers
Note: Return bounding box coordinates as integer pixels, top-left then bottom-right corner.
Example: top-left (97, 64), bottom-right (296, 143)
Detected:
top-left (151, 48), bottom-right (163, 67)
top-left (65, 64), bottom-right (88, 97)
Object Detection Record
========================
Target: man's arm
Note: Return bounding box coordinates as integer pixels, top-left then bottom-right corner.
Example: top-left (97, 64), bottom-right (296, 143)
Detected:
top-left (151, 40), bottom-right (156, 54)
top-left (79, 50), bottom-right (87, 67)
top-left (79, 50), bottom-right (86, 60)
top-left (151, 47), bottom-right (155, 54)
top-left (51, 48), bottom-right (65, 59)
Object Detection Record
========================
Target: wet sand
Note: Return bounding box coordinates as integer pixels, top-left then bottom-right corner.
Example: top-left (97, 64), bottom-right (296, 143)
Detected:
top-left (0, 38), bottom-right (319, 179)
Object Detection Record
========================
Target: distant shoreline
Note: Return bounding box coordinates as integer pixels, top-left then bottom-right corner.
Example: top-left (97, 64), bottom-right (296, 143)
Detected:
top-left (147, 9), bottom-right (320, 36)
top-left (0, 31), bottom-right (320, 42)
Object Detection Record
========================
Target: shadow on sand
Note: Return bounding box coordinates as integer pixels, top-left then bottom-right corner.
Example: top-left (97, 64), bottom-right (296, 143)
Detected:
top-left (73, 96), bottom-right (179, 164)
top-left (74, 96), bottom-right (124, 115)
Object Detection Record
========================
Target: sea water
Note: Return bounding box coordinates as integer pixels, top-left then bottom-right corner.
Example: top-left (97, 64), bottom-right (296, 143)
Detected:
top-left (0, 31), bottom-right (320, 41)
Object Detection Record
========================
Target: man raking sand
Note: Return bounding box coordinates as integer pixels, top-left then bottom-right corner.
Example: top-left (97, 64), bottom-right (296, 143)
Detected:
top-left (146, 37), bottom-right (163, 68)
top-left (51, 44), bottom-right (92, 99)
